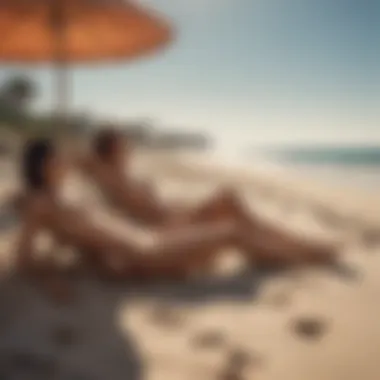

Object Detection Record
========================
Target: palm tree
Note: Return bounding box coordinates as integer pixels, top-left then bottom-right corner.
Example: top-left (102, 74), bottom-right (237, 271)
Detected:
top-left (0, 75), bottom-right (37, 129)
top-left (0, 75), bottom-right (36, 109)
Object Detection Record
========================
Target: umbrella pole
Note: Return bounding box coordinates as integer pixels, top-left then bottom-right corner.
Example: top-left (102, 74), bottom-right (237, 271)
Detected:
top-left (52, 0), bottom-right (69, 137)
top-left (55, 61), bottom-right (69, 130)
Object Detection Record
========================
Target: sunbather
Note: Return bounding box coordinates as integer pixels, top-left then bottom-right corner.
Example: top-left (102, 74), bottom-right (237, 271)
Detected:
top-left (80, 128), bottom-right (339, 264)
top-left (16, 138), bottom-right (337, 282)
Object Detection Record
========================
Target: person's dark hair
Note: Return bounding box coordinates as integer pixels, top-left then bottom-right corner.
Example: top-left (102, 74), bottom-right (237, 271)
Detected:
top-left (21, 138), bottom-right (54, 190)
top-left (93, 128), bottom-right (121, 161)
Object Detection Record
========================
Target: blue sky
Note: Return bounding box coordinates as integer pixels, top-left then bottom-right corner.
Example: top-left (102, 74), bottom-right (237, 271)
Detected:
top-left (0, 0), bottom-right (379, 146)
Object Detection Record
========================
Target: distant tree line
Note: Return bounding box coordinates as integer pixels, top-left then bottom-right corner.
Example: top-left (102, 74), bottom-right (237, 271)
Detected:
top-left (0, 75), bottom-right (210, 150)
top-left (0, 75), bottom-right (36, 130)
top-left (0, 75), bottom-right (94, 136)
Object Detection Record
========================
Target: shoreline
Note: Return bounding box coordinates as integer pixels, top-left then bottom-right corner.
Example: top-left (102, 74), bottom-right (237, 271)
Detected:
top-left (137, 150), bottom-right (380, 227)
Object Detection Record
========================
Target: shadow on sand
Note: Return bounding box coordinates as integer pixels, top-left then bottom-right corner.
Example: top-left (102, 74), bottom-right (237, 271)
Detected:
top-left (0, 199), bottom-right (19, 233)
top-left (0, 260), bottom-right (358, 380)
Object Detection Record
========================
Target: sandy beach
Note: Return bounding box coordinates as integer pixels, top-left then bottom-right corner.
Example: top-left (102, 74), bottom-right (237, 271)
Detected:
top-left (0, 148), bottom-right (380, 380)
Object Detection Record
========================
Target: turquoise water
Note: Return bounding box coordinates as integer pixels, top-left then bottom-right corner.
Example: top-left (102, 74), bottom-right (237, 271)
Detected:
top-left (272, 146), bottom-right (380, 166)
top-left (240, 146), bottom-right (380, 190)
top-left (214, 143), bottom-right (380, 189)
top-left (262, 146), bottom-right (380, 190)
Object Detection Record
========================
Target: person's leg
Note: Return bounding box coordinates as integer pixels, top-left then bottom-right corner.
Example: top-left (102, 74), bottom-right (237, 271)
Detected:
top-left (155, 216), bottom-right (338, 274)
top-left (50, 190), bottom-right (336, 281)
top-left (164, 188), bottom-right (250, 227)
top-left (97, 220), bottom-right (339, 281)
top-left (159, 189), bottom-right (252, 272)
top-left (162, 188), bottom-right (338, 269)
top-left (94, 221), bottom-right (238, 281)
top-left (241, 234), bottom-right (337, 269)
top-left (243, 216), bottom-right (338, 266)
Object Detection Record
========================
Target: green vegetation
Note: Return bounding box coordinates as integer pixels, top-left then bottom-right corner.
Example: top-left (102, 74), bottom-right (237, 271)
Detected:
top-left (0, 75), bottom-right (209, 150)
top-left (0, 75), bottom-right (35, 131)
top-left (0, 75), bottom-right (93, 137)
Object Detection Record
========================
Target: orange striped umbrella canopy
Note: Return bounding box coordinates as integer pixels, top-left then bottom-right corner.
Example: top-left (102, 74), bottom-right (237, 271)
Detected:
top-left (0, 0), bottom-right (174, 120)
top-left (0, 0), bottom-right (173, 63)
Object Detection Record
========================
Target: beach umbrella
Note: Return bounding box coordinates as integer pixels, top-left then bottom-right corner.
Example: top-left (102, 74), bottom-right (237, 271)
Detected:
top-left (0, 0), bottom-right (173, 123)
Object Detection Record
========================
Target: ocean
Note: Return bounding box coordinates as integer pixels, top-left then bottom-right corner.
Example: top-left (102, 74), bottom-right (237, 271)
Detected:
top-left (269, 146), bottom-right (380, 190)
top-left (211, 142), bottom-right (380, 191)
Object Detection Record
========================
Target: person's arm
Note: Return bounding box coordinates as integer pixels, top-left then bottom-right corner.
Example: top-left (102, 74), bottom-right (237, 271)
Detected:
top-left (116, 178), bottom-right (171, 226)
top-left (16, 201), bottom-right (74, 303)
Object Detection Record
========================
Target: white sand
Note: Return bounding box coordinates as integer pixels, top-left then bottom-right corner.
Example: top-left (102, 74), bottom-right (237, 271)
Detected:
top-left (0, 149), bottom-right (380, 380)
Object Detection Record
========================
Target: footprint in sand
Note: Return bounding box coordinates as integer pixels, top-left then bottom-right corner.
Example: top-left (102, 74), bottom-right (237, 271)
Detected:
top-left (220, 367), bottom-right (244, 380)
top-left (219, 347), bottom-right (263, 380)
top-left (191, 329), bottom-right (227, 349)
top-left (290, 316), bottom-right (329, 341)
top-left (360, 228), bottom-right (380, 250)
top-left (149, 303), bottom-right (184, 329)
top-left (228, 348), bottom-right (259, 369)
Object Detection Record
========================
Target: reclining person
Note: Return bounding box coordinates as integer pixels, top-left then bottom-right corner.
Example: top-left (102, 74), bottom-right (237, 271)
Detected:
top-left (16, 138), bottom-right (337, 283)
top-left (79, 128), bottom-right (339, 264)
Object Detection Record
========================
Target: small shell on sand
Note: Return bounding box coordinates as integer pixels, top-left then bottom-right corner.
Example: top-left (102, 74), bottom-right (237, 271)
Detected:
top-left (290, 316), bottom-right (329, 340)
